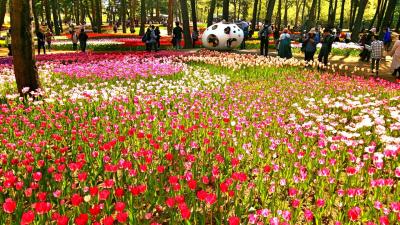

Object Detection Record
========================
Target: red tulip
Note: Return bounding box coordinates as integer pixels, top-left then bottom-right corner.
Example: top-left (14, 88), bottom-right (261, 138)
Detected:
top-left (3, 198), bottom-right (16, 214)
top-left (74, 213), bottom-right (89, 225)
top-left (348, 207), bottom-right (361, 221)
top-left (21, 211), bottom-right (35, 225)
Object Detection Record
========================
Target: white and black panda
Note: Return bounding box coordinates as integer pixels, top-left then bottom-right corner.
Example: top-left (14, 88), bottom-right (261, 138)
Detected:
top-left (202, 21), bottom-right (244, 50)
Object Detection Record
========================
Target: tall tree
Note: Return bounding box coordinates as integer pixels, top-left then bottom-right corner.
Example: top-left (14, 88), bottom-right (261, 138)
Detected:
top-left (251, 0), bottom-right (258, 30)
top-left (180, 0), bottom-right (192, 48)
top-left (276, 0), bottom-right (282, 28)
top-left (349, 0), bottom-right (359, 30)
top-left (379, 0), bottom-right (397, 37)
top-left (304, 0), bottom-right (317, 30)
top-left (10, 0), bottom-right (41, 96)
top-left (0, 0), bottom-right (7, 30)
top-left (131, 0), bottom-right (137, 21)
top-left (283, 0), bottom-right (290, 27)
top-left (327, 0), bottom-right (338, 27)
top-left (43, 0), bottom-right (52, 30)
top-left (190, 0), bottom-right (198, 31)
top-left (377, 0), bottom-right (388, 31)
top-left (32, 0), bottom-right (40, 32)
top-left (265, 0), bottom-right (276, 23)
top-left (207, 0), bottom-right (217, 26)
top-left (139, 0), bottom-right (145, 35)
top-left (121, 0), bottom-right (127, 33)
top-left (95, 0), bottom-right (102, 32)
top-left (316, 0), bottom-right (321, 22)
top-left (339, 0), bottom-right (345, 29)
top-left (350, 0), bottom-right (368, 42)
top-left (51, 0), bottom-right (61, 34)
top-left (369, 0), bottom-right (382, 29)
top-left (294, 0), bottom-right (302, 27)
top-left (222, 0), bottom-right (229, 21)
top-left (167, 0), bottom-right (174, 34)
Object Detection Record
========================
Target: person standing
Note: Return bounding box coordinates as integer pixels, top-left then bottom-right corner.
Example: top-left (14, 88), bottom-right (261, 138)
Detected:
top-left (78, 29), bottom-right (88, 52)
top-left (36, 30), bottom-right (46, 55)
top-left (278, 28), bottom-right (292, 59)
top-left (390, 36), bottom-right (400, 78)
top-left (240, 21), bottom-right (249, 49)
top-left (45, 29), bottom-right (54, 52)
top-left (191, 28), bottom-right (199, 48)
top-left (273, 26), bottom-right (280, 50)
top-left (154, 26), bottom-right (161, 50)
top-left (383, 27), bottom-right (392, 51)
top-left (303, 29), bottom-right (317, 63)
top-left (5, 29), bottom-right (12, 56)
top-left (172, 22), bottom-right (183, 50)
top-left (370, 35), bottom-right (384, 78)
top-left (145, 27), bottom-right (157, 52)
top-left (318, 29), bottom-right (334, 66)
top-left (259, 21), bottom-right (272, 56)
top-left (71, 30), bottom-right (79, 51)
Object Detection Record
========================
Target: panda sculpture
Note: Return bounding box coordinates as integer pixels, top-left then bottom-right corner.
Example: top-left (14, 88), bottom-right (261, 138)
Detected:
top-left (202, 21), bottom-right (244, 50)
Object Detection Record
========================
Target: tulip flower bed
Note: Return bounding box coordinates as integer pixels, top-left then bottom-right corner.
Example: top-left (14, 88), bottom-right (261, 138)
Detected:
top-left (0, 50), bottom-right (400, 225)
top-left (51, 37), bottom-right (203, 51)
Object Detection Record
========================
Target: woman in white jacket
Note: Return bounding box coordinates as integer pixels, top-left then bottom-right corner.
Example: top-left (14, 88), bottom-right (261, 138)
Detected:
top-left (390, 36), bottom-right (400, 78)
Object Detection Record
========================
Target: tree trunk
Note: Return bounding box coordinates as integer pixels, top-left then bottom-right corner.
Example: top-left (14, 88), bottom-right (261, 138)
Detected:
top-left (0, 0), bottom-right (7, 30)
top-left (58, 3), bottom-right (63, 31)
top-left (51, 0), bottom-right (61, 34)
top-left (32, 0), bottom-right (40, 32)
top-left (251, 0), bottom-right (258, 30)
top-left (85, 0), bottom-right (94, 26)
top-left (369, 0), bottom-right (381, 29)
top-left (207, 0), bottom-right (216, 26)
top-left (317, 0), bottom-right (321, 22)
top-left (222, 0), bottom-right (229, 21)
top-left (349, 0), bottom-right (359, 30)
top-left (43, 0), bottom-right (52, 29)
top-left (10, 0), bottom-right (41, 96)
top-left (79, 0), bottom-right (85, 23)
top-left (283, 0), bottom-right (288, 27)
top-left (276, 0), bottom-right (282, 29)
top-left (156, 0), bottom-right (160, 18)
top-left (190, 0), bottom-right (198, 31)
top-left (304, 0), bottom-right (317, 30)
top-left (257, 0), bottom-right (262, 24)
top-left (131, 0), bottom-right (137, 20)
top-left (167, 0), bottom-right (173, 34)
top-left (265, 0), bottom-right (276, 23)
top-left (377, 0), bottom-right (388, 31)
top-left (301, 0), bottom-right (306, 23)
top-left (121, 0), bottom-right (127, 33)
top-left (351, 0), bottom-right (368, 42)
top-left (180, 0), bottom-right (192, 48)
top-left (328, 0), bottom-right (338, 27)
top-left (95, 0), bottom-right (102, 32)
top-left (339, 0), bottom-right (345, 29)
top-left (294, 0), bottom-right (301, 27)
top-left (139, 0), bottom-right (145, 35)
top-left (379, 0), bottom-right (396, 38)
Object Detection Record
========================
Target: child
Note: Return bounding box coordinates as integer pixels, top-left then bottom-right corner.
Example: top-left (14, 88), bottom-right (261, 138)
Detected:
top-left (370, 34), bottom-right (384, 78)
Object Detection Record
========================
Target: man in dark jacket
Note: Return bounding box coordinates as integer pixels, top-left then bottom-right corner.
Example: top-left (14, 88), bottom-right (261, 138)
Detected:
top-left (78, 29), bottom-right (89, 52)
top-left (172, 22), bottom-right (183, 49)
top-left (318, 29), bottom-right (334, 66)
top-left (36, 30), bottom-right (46, 55)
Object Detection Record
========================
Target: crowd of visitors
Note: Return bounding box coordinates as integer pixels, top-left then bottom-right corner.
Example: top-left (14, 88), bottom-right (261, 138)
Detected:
top-left (1, 18), bottom-right (400, 79)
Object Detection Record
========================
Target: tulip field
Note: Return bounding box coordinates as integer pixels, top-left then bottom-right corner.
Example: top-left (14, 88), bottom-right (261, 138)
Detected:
top-left (0, 50), bottom-right (399, 225)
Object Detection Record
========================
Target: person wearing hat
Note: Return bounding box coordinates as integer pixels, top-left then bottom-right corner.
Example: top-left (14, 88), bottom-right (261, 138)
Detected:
top-left (278, 28), bottom-right (292, 59)
top-left (303, 28), bottom-right (317, 62)
top-left (318, 28), bottom-right (334, 66)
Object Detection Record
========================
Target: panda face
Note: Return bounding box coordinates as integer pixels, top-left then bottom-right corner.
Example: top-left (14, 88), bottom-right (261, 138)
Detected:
top-left (202, 22), bottom-right (244, 50)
